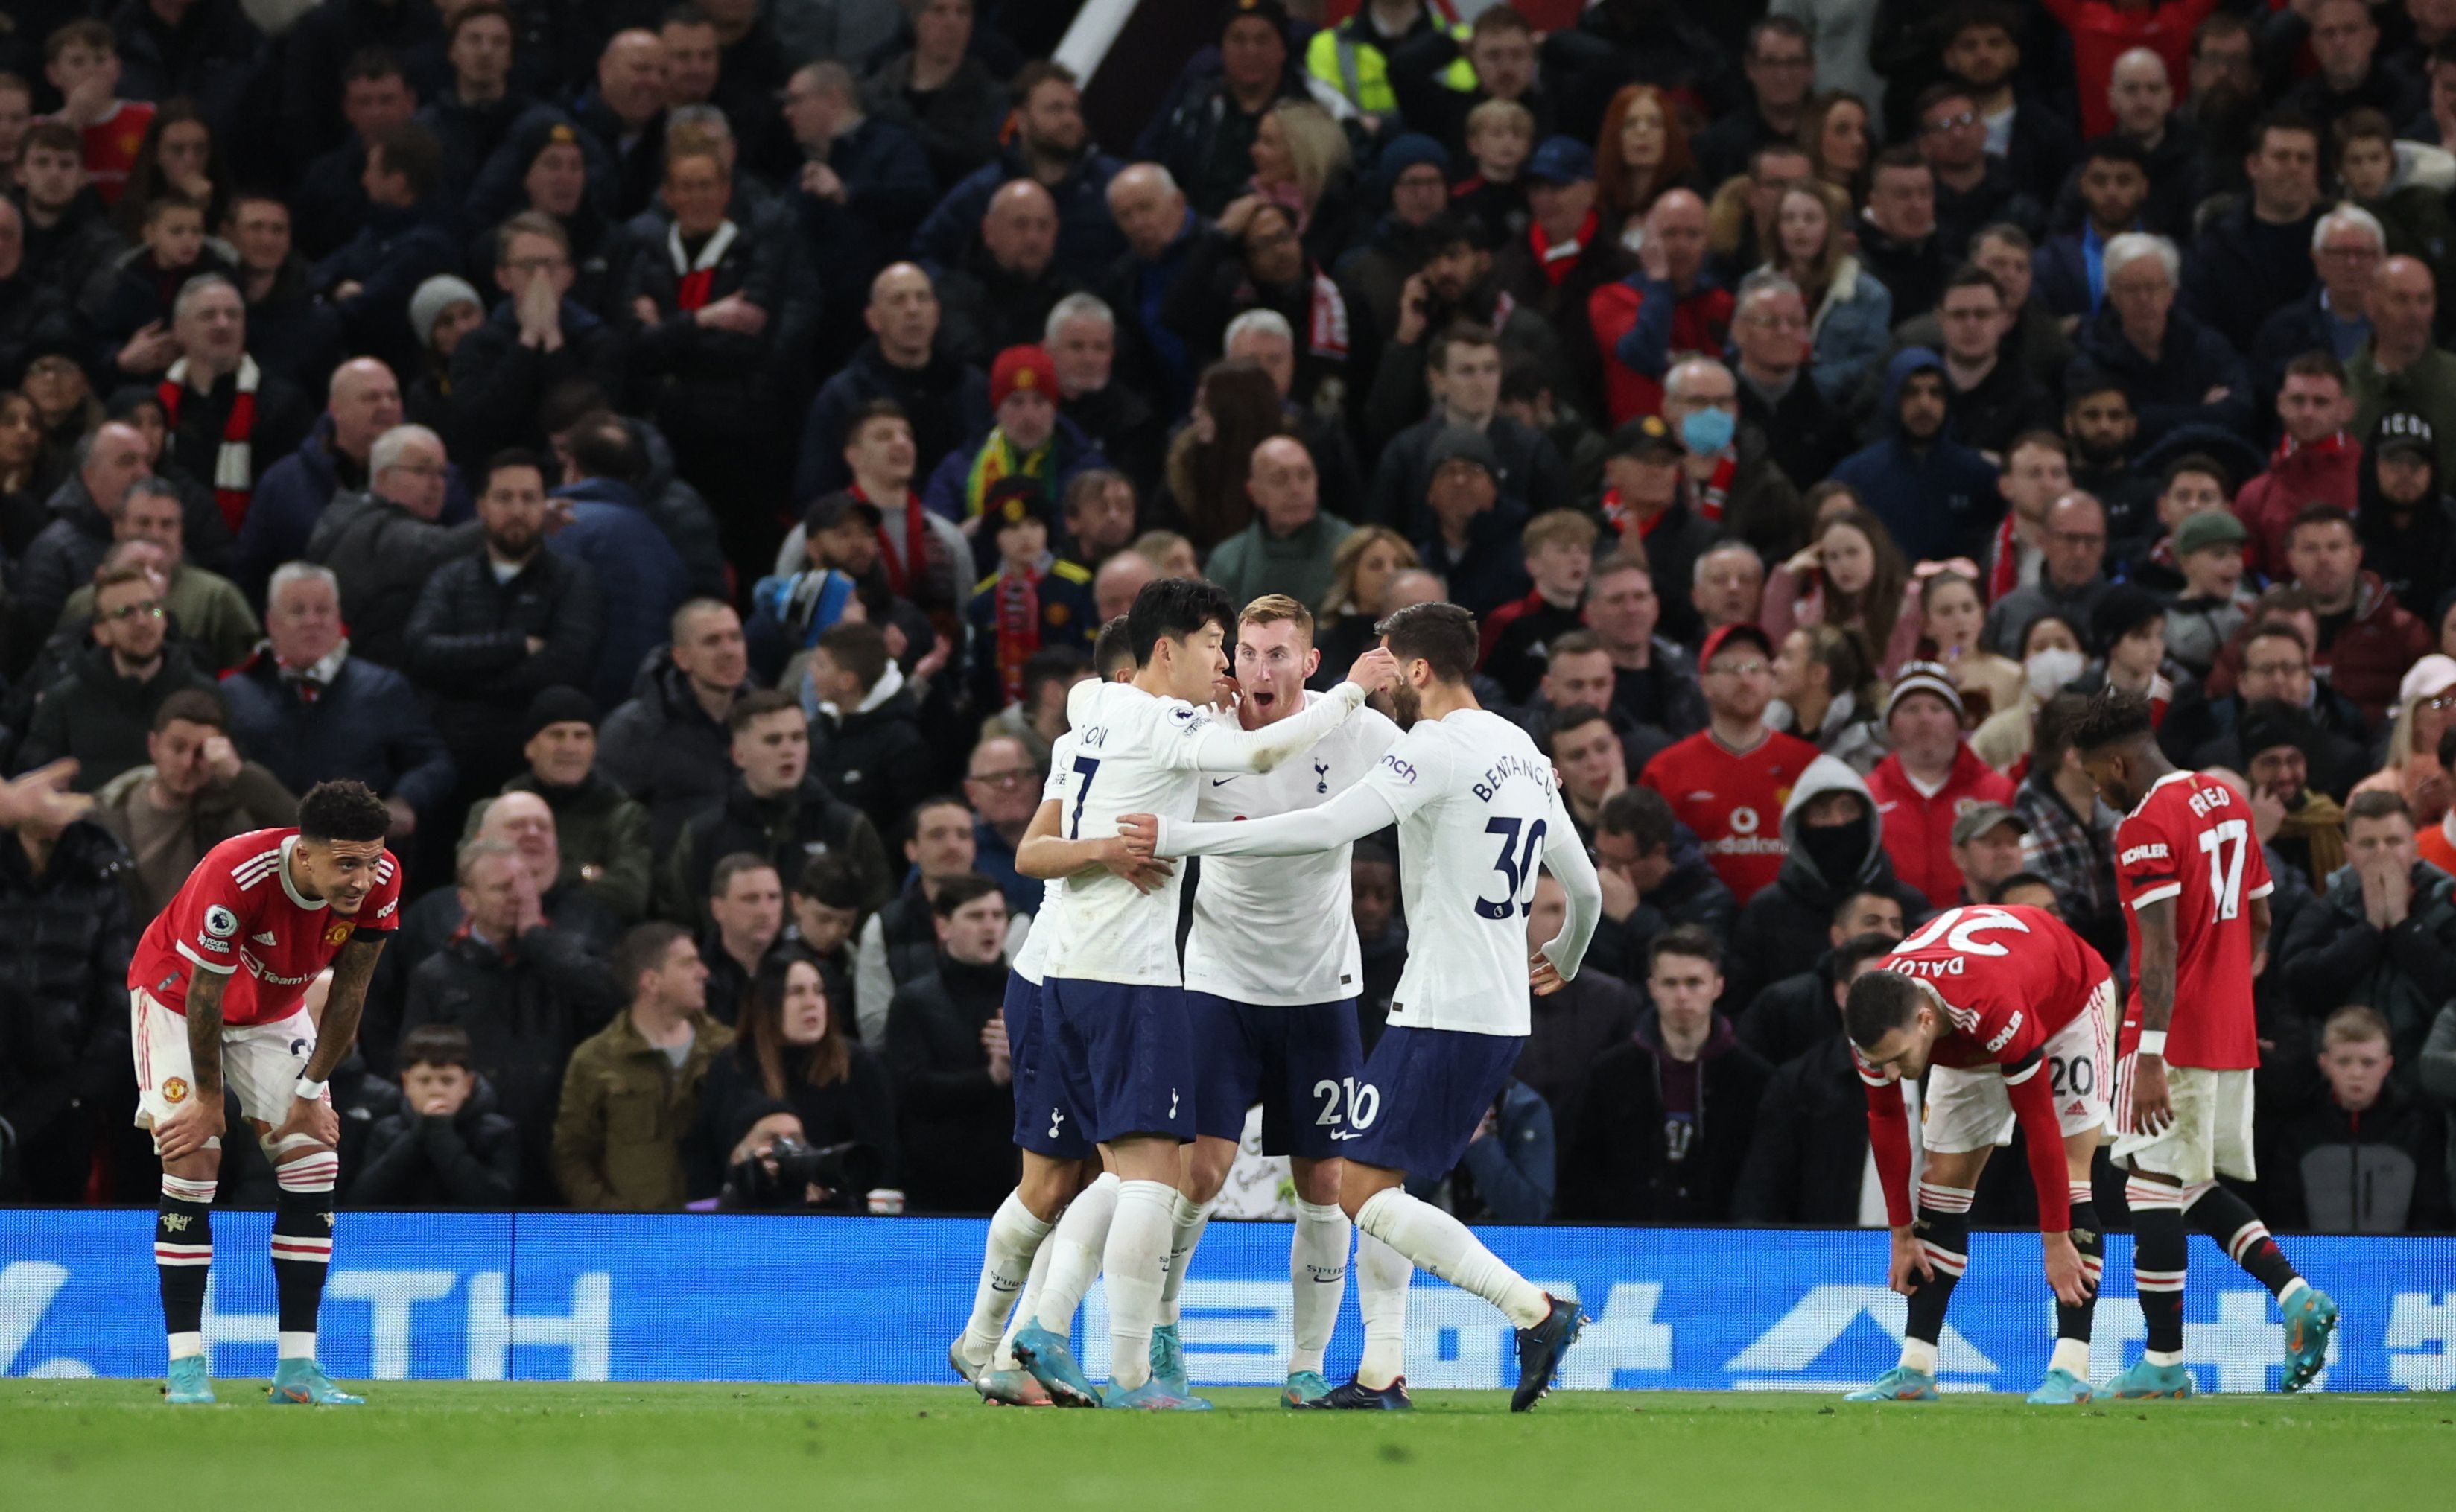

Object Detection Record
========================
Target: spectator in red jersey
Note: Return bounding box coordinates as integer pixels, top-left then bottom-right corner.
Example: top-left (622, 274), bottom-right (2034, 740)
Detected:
top-left (41, 20), bottom-right (154, 208)
top-left (1865, 664), bottom-right (2016, 909)
top-left (2282, 502), bottom-right (2431, 724)
top-left (2236, 352), bottom-right (2361, 579)
top-left (1636, 622), bottom-right (1823, 906)
top-left (2043, 0), bottom-right (2221, 140)
top-left (1599, 190), bottom-right (1733, 425)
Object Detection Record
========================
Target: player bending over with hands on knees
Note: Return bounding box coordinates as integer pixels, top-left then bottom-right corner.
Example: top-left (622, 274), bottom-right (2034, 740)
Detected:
top-left (136, 780), bottom-right (404, 1406)
top-left (1120, 601), bottom-right (1602, 1412)
top-left (2072, 691), bottom-right (2336, 1398)
top-left (1000, 579), bottom-right (1399, 1410)
top-left (1843, 904), bottom-right (2114, 1404)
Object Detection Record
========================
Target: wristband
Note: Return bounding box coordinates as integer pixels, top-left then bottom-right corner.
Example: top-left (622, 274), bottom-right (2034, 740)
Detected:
top-left (294, 1077), bottom-right (329, 1102)
top-left (2136, 1032), bottom-right (2167, 1058)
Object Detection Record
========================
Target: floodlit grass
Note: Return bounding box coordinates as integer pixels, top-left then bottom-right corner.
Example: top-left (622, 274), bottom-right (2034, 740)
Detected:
top-left (3, 1380), bottom-right (2449, 1511)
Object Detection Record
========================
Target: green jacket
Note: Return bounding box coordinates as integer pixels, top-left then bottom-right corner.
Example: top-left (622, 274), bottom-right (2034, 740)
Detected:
top-left (465, 769), bottom-right (656, 923)
top-left (551, 1007), bottom-right (733, 1210)
top-left (1202, 512), bottom-right (1354, 617)
top-left (2349, 341), bottom-right (2456, 480)
top-left (64, 562), bottom-right (261, 674)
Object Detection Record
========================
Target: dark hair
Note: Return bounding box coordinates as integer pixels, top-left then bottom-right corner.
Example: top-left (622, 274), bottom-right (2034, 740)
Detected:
top-left (1989, 871), bottom-right (2059, 903)
top-left (142, 193), bottom-right (205, 226)
top-left (399, 1023), bottom-right (475, 1072)
top-left (2332, 107), bottom-right (2396, 154)
top-left (152, 688), bottom-right (229, 735)
top-left (538, 378), bottom-right (615, 436)
top-left (1647, 922), bottom-right (1722, 976)
top-left (1943, 0), bottom-right (2021, 44)
top-left (816, 620), bottom-right (890, 691)
top-left (845, 397), bottom-right (910, 445)
top-left (2439, 722), bottom-right (2456, 772)
top-left (793, 852), bottom-right (869, 910)
top-left (1021, 645), bottom-right (1090, 706)
top-left (45, 19), bottom-right (115, 62)
top-left (343, 46), bottom-right (406, 86)
top-left (1748, 15), bottom-right (1811, 54)
top-left (2252, 107), bottom-right (2320, 156)
top-left (2346, 788), bottom-right (2414, 828)
top-left (617, 921), bottom-right (691, 999)
top-left (1833, 888), bottom-right (1903, 930)
top-left (1942, 263), bottom-right (2004, 303)
top-left (298, 780), bottom-right (392, 844)
top-left (1833, 930), bottom-right (1903, 977)
top-left (2030, 690), bottom-right (2094, 774)
top-left (1127, 576), bottom-right (1235, 665)
top-left (2287, 501), bottom-right (2355, 544)
top-left (2283, 350), bottom-right (2348, 387)
top-left (22, 120), bottom-right (85, 159)
top-left (371, 123), bottom-right (443, 200)
top-left (1428, 320), bottom-right (1501, 373)
top-left (743, 950), bottom-right (850, 1094)
top-left (2244, 617), bottom-right (2314, 659)
top-left (2160, 451), bottom-right (2230, 493)
top-left (1377, 600), bottom-right (1479, 684)
top-left (728, 687), bottom-right (801, 734)
top-left (710, 851), bottom-right (780, 900)
top-left (1093, 613), bottom-right (1135, 676)
top-left (1913, 81), bottom-right (1976, 121)
top-left (1544, 702), bottom-right (1614, 752)
top-left (1872, 143), bottom-right (1928, 178)
top-left (1009, 59), bottom-right (1079, 103)
top-left (2071, 687), bottom-right (2157, 753)
top-left (2079, 133), bottom-right (2150, 173)
top-left (483, 448), bottom-right (548, 492)
top-left (662, 3), bottom-right (714, 31)
top-left (447, 1), bottom-right (513, 45)
top-left (1548, 628), bottom-right (1607, 662)
top-left (1598, 785), bottom-right (1675, 851)
top-left (1844, 967), bottom-right (1923, 1049)
top-left (563, 410), bottom-right (647, 485)
top-left (930, 872), bottom-right (1002, 918)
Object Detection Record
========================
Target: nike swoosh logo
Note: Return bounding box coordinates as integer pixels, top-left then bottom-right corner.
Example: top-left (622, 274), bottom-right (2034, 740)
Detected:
top-left (990, 1280), bottom-right (1021, 1292)
top-left (1328, 1131), bottom-right (1360, 1141)
top-left (1211, 778), bottom-right (1234, 786)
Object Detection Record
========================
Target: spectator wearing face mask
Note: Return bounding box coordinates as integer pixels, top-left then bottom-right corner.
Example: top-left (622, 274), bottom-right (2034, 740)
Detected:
top-left (1720, 752), bottom-right (1928, 1014)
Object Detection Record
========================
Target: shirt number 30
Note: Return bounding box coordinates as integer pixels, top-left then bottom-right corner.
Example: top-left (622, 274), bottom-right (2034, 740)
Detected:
top-left (1474, 816), bottom-right (1549, 919)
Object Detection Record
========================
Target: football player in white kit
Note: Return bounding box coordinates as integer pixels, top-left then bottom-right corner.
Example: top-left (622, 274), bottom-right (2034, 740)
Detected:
top-left (1007, 579), bottom-right (1397, 1409)
top-left (1123, 601), bottom-right (1603, 1411)
top-left (1167, 594), bottom-right (1402, 1407)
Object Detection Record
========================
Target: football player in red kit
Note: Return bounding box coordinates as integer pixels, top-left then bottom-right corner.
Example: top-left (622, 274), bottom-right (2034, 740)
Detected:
top-left (2073, 691), bottom-right (2338, 1399)
top-left (131, 781), bottom-right (402, 1407)
top-left (1843, 903), bottom-right (2115, 1404)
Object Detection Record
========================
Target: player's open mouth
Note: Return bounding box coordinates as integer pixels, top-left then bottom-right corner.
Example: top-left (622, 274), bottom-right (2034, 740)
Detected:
top-left (1250, 689), bottom-right (1278, 712)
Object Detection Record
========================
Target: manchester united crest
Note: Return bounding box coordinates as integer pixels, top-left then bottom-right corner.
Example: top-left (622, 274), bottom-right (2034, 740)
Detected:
top-left (325, 921), bottom-right (354, 946)
top-left (162, 1077), bottom-right (188, 1104)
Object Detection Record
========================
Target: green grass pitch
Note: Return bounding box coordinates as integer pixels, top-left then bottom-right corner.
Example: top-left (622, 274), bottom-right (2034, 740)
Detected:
top-left (4, 1381), bottom-right (2451, 1511)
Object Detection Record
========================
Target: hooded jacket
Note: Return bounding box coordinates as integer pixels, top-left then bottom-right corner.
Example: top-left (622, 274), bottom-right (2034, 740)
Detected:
top-left (1865, 742), bottom-right (2018, 909)
top-left (2260, 1079), bottom-right (2452, 1233)
top-left (2236, 434), bottom-right (2362, 579)
top-left (1724, 755), bottom-right (1931, 1012)
top-left (1831, 349), bottom-right (2002, 565)
top-left (808, 664), bottom-right (933, 844)
top-left (2315, 571), bottom-right (2435, 725)
top-left (2352, 443), bottom-right (2456, 620)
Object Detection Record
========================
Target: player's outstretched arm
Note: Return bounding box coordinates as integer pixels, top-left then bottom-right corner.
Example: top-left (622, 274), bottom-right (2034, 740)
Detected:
top-left (1186, 669), bottom-right (1377, 775)
top-left (1534, 801), bottom-right (1603, 984)
top-left (152, 970), bottom-right (229, 1161)
top-left (2130, 894), bottom-right (2180, 1136)
top-left (1126, 779), bottom-right (1404, 860)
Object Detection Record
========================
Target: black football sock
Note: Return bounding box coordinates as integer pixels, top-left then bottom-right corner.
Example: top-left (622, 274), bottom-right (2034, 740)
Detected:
top-left (156, 1175), bottom-right (215, 1361)
top-left (2183, 1182), bottom-right (2305, 1299)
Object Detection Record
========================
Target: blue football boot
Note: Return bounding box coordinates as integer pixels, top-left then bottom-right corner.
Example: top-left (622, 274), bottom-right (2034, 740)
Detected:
top-left (1844, 1366), bottom-right (1941, 1402)
top-left (267, 1359), bottom-right (362, 1405)
top-left (1009, 1321), bottom-right (1101, 1408)
top-left (164, 1356), bottom-right (215, 1405)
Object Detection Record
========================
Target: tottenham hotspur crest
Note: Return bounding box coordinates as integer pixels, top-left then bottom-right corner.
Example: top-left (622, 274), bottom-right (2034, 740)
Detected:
top-left (1315, 759), bottom-right (1330, 795)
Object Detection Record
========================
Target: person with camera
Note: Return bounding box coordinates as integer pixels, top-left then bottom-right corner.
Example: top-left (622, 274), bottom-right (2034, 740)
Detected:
top-left (883, 873), bottom-right (1020, 1214)
top-left (705, 953), bottom-right (901, 1213)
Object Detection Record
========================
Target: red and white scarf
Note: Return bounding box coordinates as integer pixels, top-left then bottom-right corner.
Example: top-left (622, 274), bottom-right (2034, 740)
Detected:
top-left (667, 219), bottom-right (738, 311)
top-left (1307, 269), bottom-right (1349, 360)
top-left (1694, 452), bottom-right (1736, 524)
top-left (158, 354), bottom-right (260, 534)
top-left (1528, 210), bottom-right (1596, 288)
top-left (857, 483), bottom-right (931, 599)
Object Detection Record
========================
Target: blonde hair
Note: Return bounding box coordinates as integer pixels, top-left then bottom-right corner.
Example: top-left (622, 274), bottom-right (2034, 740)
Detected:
top-left (1266, 99), bottom-right (1351, 209)
top-left (1521, 508), bottom-right (1599, 556)
top-left (1775, 180), bottom-right (1853, 300)
top-left (2320, 1003), bottom-right (2391, 1049)
top-left (1320, 526), bottom-right (1418, 620)
top-left (1465, 97), bottom-right (1533, 142)
top-left (1240, 593), bottom-right (1315, 643)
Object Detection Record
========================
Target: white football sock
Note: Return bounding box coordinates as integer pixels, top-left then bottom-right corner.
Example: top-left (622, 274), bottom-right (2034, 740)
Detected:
top-left (1102, 1179), bottom-right (1178, 1392)
top-left (958, 1192), bottom-right (1052, 1371)
top-left (1157, 1191), bottom-right (1213, 1326)
top-left (1355, 1187), bottom-right (1549, 1329)
top-left (1899, 1338), bottom-right (1939, 1375)
top-left (2049, 1337), bottom-right (2090, 1379)
top-left (993, 1231), bottom-right (1059, 1373)
top-left (1029, 1172), bottom-right (1119, 1335)
top-left (1289, 1199), bottom-right (1352, 1376)
top-left (1354, 1230), bottom-right (1412, 1389)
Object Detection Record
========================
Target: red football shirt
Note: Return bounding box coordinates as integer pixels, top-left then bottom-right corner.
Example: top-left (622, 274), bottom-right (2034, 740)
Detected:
top-left (127, 829), bottom-right (403, 1027)
top-left (1637, 728), bottom-right (1821, 903)
top-left (2111, 769), bottom-right (2271, 1069)
top-left (54, 101), bottom-right (155, 204)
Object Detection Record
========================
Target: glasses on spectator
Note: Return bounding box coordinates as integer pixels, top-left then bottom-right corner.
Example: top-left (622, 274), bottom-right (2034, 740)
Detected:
top-left (2245, 658), bottom-right (2307, 679)
top-left (102, 601), bottom-right (166, 623)
top-left (969, 767), bottom-right (1036, 787)
top-left (1923, 110), bottom-right (1979, 134)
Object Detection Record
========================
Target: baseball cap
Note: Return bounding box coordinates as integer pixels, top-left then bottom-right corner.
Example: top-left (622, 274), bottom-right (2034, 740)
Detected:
top-left (1950, 801), bottom-right (2030, 848)
top-left (1608, 413), bottom-right (1683, 462)
top-left (1427, 424), bottom-right (1501, 477)
top-left (2170, 509), bottom-right (2248, 558)
top-left (990, 345), bottom-right (1059, 410)
top-left (2399, 652), bottom-right (2456, 705)
top-left (1884, 660), bottom-right (1965, 722)
top-left (1525, 136), bottom-right (1596, 185)
top-left (2375, 410), bottom-right (2435, 461)
top-left (1701, 621), bottom-right (1774, 667)
top-left (805, 490), bottom-right (883, 533)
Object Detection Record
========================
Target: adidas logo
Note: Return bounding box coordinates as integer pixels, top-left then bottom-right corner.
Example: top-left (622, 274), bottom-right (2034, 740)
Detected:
top-left (251, 931), bottom-right (278, 944)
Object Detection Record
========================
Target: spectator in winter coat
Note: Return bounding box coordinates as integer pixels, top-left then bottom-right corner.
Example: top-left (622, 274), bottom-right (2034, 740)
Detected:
top-left (304, 424), bottom-right (482, 671)
top-left (465, 687), bottom-right (655, 925)
top-left (913, 63), bottom-right (1123, 290)
top-left (54, 484), bottom-right (256, 674)
top-left (1984, 492), bottom-right (2116, 658)
top-left (311, 124), bottom-right (462, 384)
top-left (696, 953), bottom-right (900, 1204)
top-left (218, 562), bottom-right (455, 838)
top-left (16, 562), bottom-right (217, 791)
top-left (2187, 112), bottom-right (2323, 355)
top-left (661, 690), bottom-right (894, 929)
top-left (2349, 254), bottom-right (2456, 480)
top-left (854, 795), bottom-right (993, 1041)
top-left (2261, 1005), bottom-right (2451, 1232)
top-left (1517, 872), bottom-right (1644, 1138)
top-left (553, 922), bottom-right (732, 1211)
top-left (2284, 504), bottom-right (2432, 724)
top-left (2355, 412), bottom-right (2456, 622)
top-left (884, 874), bottom-right (1019, 1213)
top-left (2279, 791), bottom-right (2456, 1075)
top-left (1722, 753), bottom-right (1931, 1014)
top-left (1865, 665), bottom-right (2017, 909)
top-left (1203, 435), bottom-right (1353, 614)
top-left (1558, 926), bottom-right (1771, 1222)
top-left (796, 262), bottom-right (991, 503)
top-left (445, 214), bottom-right (626, 465)
top-left (0, 808), bottom-right (135, 1203)
top-left (805, 621), bottom-right (931, 845)
top-left (543, 413), bottom-right (690, 711)
top-left (89, 687), bottom-right (295, 918)
top-left (349, 1025), bottom-right (523, 1209)
top-left (775, 60), bottom-right (936, 319)
top-left (2236, 354), bottom-right (2363, 579)
top-left (2250, 204), bottom-right (2381, 406)
top-left (1585, 785), bottom-right (1738, 983)
top-left (860, 0), bottom-right (1009, 191)
top-left (2072, 232), bottom-right (2256, 445)
top-left (1730, 933), bottom-right (1902, 1225)
top-left (597, 599), bottom-right (752, 851)
top-left (403, 452), bottom-right (607, 802)
top-left (1833, 349), bottom-right (2002, 565)
top-left (238, 357), bottom-right (407, 602)
top-left (398, 843), bottom-right (621, 1204)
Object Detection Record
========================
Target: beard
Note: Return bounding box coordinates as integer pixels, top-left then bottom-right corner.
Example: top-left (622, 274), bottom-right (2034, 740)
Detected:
top-left (488, 522), bottom-right (539, 559)
top-left (1389, 681), bottom-right (1423, 728)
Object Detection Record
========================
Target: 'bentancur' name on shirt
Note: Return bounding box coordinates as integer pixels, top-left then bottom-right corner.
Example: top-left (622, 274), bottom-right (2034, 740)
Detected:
top-left (1379, 748), bottom-right (1559, 804)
